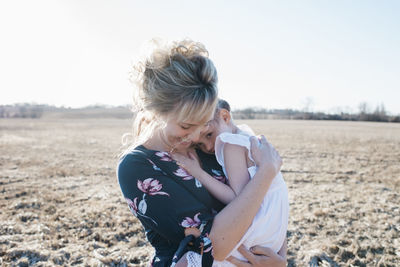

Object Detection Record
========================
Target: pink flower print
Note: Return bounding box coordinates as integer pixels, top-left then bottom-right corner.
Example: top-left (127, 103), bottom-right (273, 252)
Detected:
top-left (204, 246), bottom-right (212, 253)
top-left (137, 178), bottom-right (170, 196)
top-left (174, 167), bottom-right (194, 180)
top-left (125, 197), bottom-right (158, 225)
top-left (203, 233), bottom-right (212, 253)
top-left (155, 151), bottom-right (173, 161)
top-left (181, 212), bottom-right (201, 228)
top-left (126, 197), bottom-right (138, 216)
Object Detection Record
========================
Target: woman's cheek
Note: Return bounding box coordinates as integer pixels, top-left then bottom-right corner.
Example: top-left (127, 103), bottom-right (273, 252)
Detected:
top-left (176, 129), bottom-right (193, 142)
top-left (168, 125), bottom-right (187, 138)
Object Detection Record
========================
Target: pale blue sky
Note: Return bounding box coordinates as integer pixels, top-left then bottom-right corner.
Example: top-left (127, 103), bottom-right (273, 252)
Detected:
top-left (1, 0), bottom-right (399, 114)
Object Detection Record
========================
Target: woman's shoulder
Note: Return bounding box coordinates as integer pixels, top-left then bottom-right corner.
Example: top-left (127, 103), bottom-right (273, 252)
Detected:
top-left (117, 146), bottom-right (154, 181)
top-left (119, 146), bottom-right (147, 165)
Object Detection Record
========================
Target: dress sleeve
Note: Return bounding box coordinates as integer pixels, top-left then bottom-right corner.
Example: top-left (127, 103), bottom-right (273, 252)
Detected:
top-left (215, 132), bottom-right (253, 168)
top-left (117, 151), bottom-right (217, 267)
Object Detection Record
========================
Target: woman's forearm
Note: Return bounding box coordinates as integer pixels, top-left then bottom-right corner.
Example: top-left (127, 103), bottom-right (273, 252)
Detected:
top-left (209, 164), bottom-right (276, 261)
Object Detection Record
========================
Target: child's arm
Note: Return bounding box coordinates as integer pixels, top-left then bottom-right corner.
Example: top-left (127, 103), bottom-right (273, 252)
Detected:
top-left (222, 143), bottom-right (251, 196)
top-left (171, 151), bottom-right (236, 204)
top-left (172, 144), bottom-right (250, 204)
top-left (196, 167), bottom-right (237, 205)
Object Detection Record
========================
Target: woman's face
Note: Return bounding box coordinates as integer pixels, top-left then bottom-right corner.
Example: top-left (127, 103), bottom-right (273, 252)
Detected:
top-left (163, 115), bottom-right (214, 152)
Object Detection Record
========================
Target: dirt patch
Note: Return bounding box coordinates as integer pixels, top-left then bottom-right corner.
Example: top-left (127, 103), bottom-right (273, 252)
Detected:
top-left (1, 118), bottom-right (399, 266)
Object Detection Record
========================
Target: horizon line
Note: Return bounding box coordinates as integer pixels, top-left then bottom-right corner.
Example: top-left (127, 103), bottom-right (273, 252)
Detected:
top-left (1, 101), bottom-right (399, 116)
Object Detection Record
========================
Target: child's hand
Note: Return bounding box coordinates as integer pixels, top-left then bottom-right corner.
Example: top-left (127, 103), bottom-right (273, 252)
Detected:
top-left (250, 135), bottom-right (282, 176)
top-left (171, 151), bottom-right (204, 178)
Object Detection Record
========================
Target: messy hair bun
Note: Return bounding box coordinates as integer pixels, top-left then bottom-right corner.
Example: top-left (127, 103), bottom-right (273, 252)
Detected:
top-left (125, 39), bottom-right (219, 149)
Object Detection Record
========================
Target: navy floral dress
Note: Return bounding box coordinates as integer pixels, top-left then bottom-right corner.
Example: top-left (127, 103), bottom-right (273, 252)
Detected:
top-left (117, 145), bottom-right (227, 266)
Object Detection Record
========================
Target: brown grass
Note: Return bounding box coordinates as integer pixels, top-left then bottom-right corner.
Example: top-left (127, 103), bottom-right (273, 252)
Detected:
top-left (0, 118), bottom-right (399, 266)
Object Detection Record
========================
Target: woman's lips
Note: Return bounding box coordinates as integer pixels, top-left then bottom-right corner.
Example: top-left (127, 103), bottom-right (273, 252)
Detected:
top-left (179, 140), bottom-right (192, 146)
top-left (176, 136), bottom-right (192, 147)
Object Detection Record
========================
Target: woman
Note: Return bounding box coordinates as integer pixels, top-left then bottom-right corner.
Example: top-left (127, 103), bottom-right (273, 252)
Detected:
top-left (117, 39), bottom-right (285, 266)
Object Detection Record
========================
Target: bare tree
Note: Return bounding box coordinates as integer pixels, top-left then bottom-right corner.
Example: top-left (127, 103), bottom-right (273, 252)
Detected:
top-left (358, 102), bottom-right (369, 115)
top-left (302, 97), bottom-right (314, 113)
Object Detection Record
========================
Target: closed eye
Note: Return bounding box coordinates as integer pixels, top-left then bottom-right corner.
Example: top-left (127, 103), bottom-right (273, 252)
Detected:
top-left (180, 124), bottom-right (191, 130)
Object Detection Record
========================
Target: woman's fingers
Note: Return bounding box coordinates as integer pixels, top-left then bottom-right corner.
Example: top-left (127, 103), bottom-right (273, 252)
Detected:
top-left (226, 256), bottom-right (251, 267)
top-left (258, 135), bottom-right (268, 146)
top-left (249, 246), bottom-right (286, 267)
top-left (250, 134), bottom-right (282, 173)
top-left (237, 245), bottom-right (257, 264)
top-left (250, 136), bottom-right (259, 148)
top-left (249, 245), bottom-right (275, 257)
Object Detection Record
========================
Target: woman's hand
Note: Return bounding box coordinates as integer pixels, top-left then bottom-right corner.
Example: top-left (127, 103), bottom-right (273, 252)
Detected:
top-left (227, 245), bottom-right (286, 267)
top-left (250, 135), bottom-right (282, 175)
top-left (171, 150), bottom-right (204, 179)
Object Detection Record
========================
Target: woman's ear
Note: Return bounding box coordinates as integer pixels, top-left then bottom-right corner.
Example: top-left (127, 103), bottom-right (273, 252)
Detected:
top-left (219, 109), bottom-right (232, 124)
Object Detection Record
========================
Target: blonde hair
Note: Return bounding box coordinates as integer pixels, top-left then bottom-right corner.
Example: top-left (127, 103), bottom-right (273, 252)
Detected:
top-left (122, 39), bottom-right (219, 154)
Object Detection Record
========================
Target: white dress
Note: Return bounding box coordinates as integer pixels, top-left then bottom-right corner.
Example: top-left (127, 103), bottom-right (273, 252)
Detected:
top-left (212, 124), bottom-right (289, 267)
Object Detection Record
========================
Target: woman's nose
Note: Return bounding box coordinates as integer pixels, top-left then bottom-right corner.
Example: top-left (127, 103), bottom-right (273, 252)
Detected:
top-left (188, 128), bottom-right (202, 143)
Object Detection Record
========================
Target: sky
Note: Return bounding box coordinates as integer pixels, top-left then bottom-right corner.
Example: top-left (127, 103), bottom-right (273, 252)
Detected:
top-left (1, 0), bottom-right (399, 114)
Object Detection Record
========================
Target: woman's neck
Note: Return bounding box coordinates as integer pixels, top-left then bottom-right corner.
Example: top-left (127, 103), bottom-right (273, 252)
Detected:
top-left (143, 130), bottom-right (192, 155)
top-left (143, 130), bottom-right (174, 153)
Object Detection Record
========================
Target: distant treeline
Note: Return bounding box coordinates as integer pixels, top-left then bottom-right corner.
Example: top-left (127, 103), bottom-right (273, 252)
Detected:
top-left (1, 103), bottom-right (399, 122)
top-left (0, 104), bottom-right (132, 119)
top-left (0, 103), bottom-right (45, 118)
top-left (233, 103), bottom-right (400, 122)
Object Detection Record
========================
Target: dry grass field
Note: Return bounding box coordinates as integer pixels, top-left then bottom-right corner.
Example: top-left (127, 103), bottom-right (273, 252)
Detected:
top-left (0, 118), bottom-right (399, 266)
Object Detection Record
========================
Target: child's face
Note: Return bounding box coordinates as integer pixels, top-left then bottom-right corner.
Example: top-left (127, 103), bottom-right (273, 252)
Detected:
top-left (196, 108), bottom-right (233, 154)
top-left (196, 121), bottom-right (220, 154)
top-left (196, 118), bottom-right (231, 154)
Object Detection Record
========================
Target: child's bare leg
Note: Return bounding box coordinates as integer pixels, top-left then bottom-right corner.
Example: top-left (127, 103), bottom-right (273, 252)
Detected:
top-left (175, 251), bottom-right (202, 267)
top-left (174, 252), bottom-right (189, 267)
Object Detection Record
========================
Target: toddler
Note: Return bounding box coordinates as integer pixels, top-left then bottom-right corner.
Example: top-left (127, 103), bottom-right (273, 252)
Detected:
top-left (174, 100), bottom-right (289, 267)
